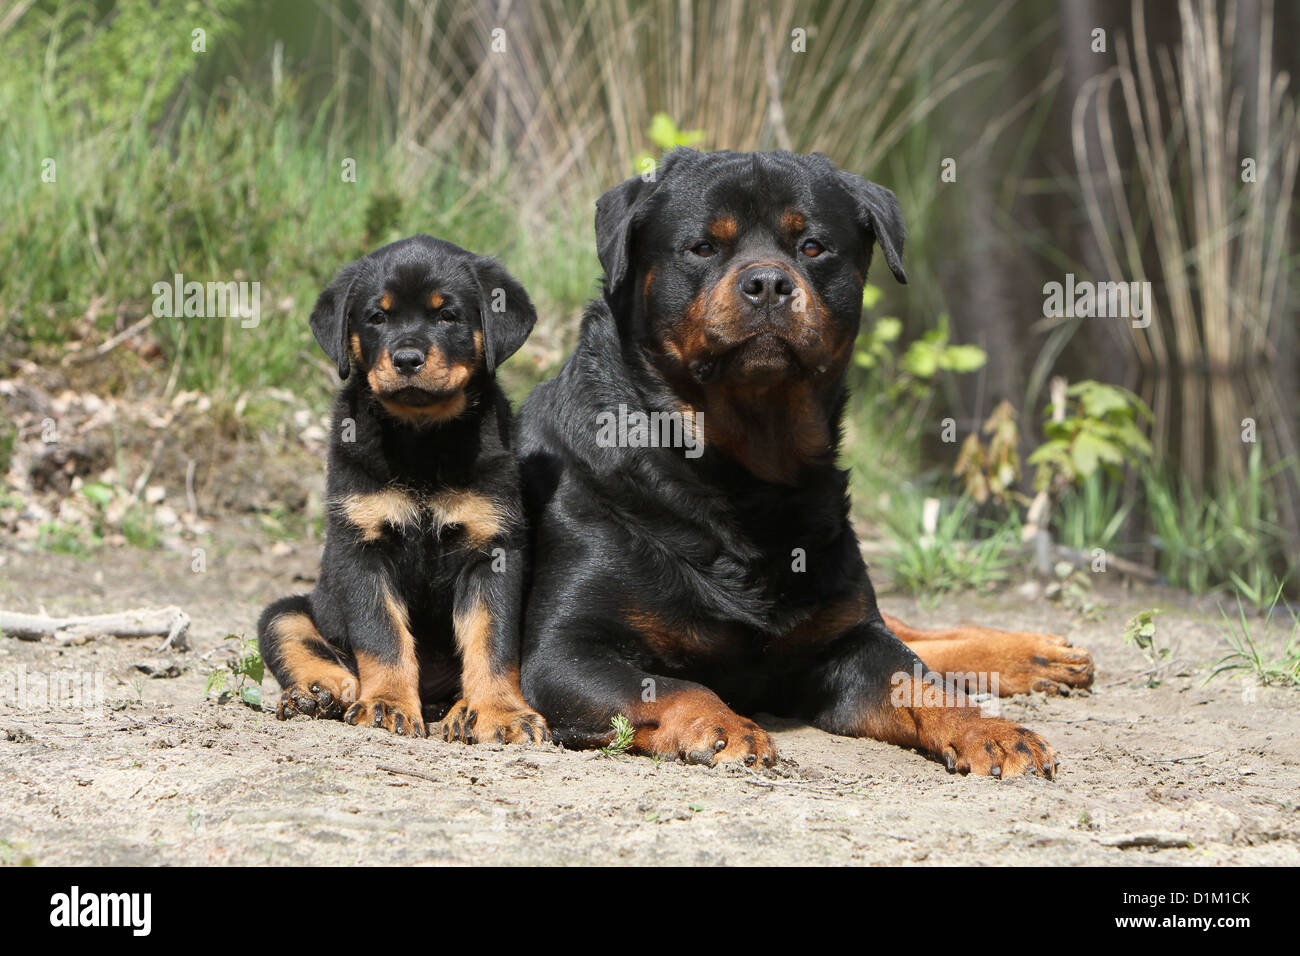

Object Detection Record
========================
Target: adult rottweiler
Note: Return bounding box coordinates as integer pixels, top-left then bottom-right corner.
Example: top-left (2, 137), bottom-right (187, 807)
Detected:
top-left (259, 235), bottom-right (548, 744)
top-left (518, 149), bottom-right (1093, 777)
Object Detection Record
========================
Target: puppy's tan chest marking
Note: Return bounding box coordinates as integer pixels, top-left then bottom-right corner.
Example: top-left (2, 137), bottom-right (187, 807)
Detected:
top-left (334, 486), bottom-right (506, 546)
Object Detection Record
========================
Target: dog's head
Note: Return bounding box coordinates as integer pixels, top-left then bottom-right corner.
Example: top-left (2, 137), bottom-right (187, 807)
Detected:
top-left (309, 234), bottom-right (535, 426)
top-left (596, 149), bottom-right (905, 393)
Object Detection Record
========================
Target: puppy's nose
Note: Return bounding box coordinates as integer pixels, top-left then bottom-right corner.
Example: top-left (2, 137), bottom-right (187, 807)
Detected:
top-left (738, 266), bottom-right (796, 308)
top-left (391, 348), bottom-right (426, 376)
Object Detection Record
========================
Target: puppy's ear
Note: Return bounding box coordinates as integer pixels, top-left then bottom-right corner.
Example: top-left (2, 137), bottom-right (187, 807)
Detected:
top-left (837, 172), bottom-right (907, 285)
top-left (309, 260), bottom-right (362, 379)
top-left (595, 148), bottom-right (689, 299)
top-left (473, 257), bottom-right (537, 374)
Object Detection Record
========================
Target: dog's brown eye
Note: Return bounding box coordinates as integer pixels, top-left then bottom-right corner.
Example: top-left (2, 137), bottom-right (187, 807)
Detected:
top-left (690, 241), bottom-right (716, 258)
top-left (801, 239), bottom-right (825, 258)
top-left (367, 311), bottom-right (387, 325)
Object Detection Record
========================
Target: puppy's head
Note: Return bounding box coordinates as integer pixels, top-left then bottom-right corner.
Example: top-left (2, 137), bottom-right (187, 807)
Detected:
top-left (309, 235), bottom-right (535, 426)
top-left (596, 149), bottom-right (905, 393)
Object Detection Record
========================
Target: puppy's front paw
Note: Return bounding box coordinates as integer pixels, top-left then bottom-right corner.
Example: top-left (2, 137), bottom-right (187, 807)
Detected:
top-left (344, 696), bottom-right (426, 737)
top-left (440, 698), bottom-right (550, 745)
top-left (277, 677), bottom-right (350, 720)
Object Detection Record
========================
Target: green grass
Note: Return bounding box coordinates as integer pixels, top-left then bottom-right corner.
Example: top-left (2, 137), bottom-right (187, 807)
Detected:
top-left (878, 492), bottom-right (1019, 602)
top-left (597, 714), bottom-right (636, 758)
top-left (1206, 587), bottom-right (1300, 688)
top-left (1052, 470), bottom-right (1134, 555)
top-left (0, 5), bottom-right (595, 406)
top-left (1144, 447), bottom-right (1296, 603)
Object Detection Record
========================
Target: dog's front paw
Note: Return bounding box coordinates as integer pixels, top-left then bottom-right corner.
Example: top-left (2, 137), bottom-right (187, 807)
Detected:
top-left (635, 691), bottom-right (777, 767)
top-left (440, 698), bottom-right (550, 745)
top-left (935, 714), bottom-right (1058, 779)
top-left (344, 696), bottom-right (426, 737)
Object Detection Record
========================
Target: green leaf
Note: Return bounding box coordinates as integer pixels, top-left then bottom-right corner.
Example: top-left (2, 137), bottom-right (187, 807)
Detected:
top-left (240, 685), bottom-right (262, 709)
top-left (938, 344), bottom-right (987, 372)
top-left (900, 342), bottom-right (938, 378)
top-left (1069, 432), bottom-right (1117, 477)
top-left (872, 315), bottom-right (901, 341)
top-left (81, 482), bottom-right (115, 507)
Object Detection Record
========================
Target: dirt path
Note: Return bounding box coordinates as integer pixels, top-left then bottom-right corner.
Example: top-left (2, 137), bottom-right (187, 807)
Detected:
top-left (2, 526), bottom-right (1297, 866)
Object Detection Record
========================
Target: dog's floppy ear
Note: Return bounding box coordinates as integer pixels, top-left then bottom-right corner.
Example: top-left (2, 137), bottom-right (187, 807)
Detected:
top-left (836, 171), bottom-right (907, 285)
top-left (309, 260), bottom-right (362, 380)
top-left (595, 148), bottom-right (689, 299)
top-left (473, 257), bottom-right (537, 374)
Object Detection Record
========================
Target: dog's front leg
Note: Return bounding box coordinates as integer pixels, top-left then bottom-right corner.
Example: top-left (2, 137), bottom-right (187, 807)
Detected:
top-left (336, 558), bottom-right (426, 737)
top-left (799, 618), bottom-right (1060, 778)
top-left (439, 543), bottom-right (549, 745)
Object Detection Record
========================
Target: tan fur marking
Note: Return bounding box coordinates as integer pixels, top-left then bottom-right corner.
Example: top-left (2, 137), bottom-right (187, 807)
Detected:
top-left (337, 488), bottom-right (421, 542)
top-left (709, 216), bottom-right (739, 242)
top-left (270, 612), bottom-right (357, 702)
top-left (452, 597), bottom-right (527, 709)
top-left (781, 210), bottom-right (806, 233)
top-left (768, 593), bottom-right (867, 654)
top-left (430, 290), bottom-right (444, 308)
top-left (379, 292), bottom-right (392, 311)
top-left (428, 489), bottom-right (505, 548)
top-left (353, 584), bottom-right (421, 706)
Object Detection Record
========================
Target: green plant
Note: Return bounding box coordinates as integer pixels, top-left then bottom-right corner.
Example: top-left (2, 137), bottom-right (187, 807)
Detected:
top-left (205, 634), bottom-right (265, 709)
top-left (1029, 381), bottom-right (1152, 494)
top-left (634, 113), bottom-right (707, 172)
top-left (1123, 609), bottom-right (1167, 687)
top-left (1045, 561), bottom-right (1102, 620)
top-left (880, 493), bottom-right (1018, 602)
top-left (1144, 446), bottom-right (1295, 600)
top-left (1206, 586), bottom-right (1300, 687)
top-left (597, 714), bottom-right (635, 758)
top-left (954, 400), bottom-right (1023, 509)
top-left (1051, 469), bottom-right (1133, 555)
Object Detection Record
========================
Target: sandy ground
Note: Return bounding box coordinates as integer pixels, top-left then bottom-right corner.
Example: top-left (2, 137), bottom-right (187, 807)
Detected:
top-left (1, 523), bottom-right (1298, 867)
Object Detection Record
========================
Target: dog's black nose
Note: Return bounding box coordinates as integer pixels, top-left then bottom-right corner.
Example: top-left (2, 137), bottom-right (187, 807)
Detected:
top-left (391, 348), bottom-right (426, 376)
top-left (738, 266), bottom-right (795, 308)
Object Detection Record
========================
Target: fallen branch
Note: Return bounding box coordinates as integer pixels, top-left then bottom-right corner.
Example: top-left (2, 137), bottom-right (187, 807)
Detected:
top-left (378, 764), bottom-right (440, 784)
top-left (63, 312), bottom-right (156, 366)
top-left (1098, 831), bottom-right (1192, 850)
top-left (0, 606), bottom-right (190, 650)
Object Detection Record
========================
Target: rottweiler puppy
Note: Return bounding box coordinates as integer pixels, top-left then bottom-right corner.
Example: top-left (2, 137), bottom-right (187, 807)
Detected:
top-left (258, 235), bottom-right (548, 744)
top-left (518, 149), bottom-right (1093, 776)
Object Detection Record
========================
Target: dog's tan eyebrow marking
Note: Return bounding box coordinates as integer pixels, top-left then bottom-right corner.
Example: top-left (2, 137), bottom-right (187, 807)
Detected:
top-left (429, 291), bottom-right (444, 308)
top-left (709, 216), bottom-right (739, 242)
top-left (379, 292), bottom-right (392, 311)
top-left (781, 210), bottom-right (806, 233)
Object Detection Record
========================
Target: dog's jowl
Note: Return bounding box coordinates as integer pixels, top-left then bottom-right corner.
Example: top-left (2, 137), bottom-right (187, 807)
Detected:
top-left (258, 235), bottom-right (548, 744)
top-left (518, 149), bottom-right (1093, 776)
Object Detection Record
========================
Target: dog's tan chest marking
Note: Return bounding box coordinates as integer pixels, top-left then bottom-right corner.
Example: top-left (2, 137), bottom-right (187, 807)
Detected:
top-left (335, 487), bottom-right (506, 546)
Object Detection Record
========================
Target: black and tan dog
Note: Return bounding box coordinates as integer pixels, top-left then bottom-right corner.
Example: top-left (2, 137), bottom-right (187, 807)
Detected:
top-left (258, 235), bottom-right (548, 744)
top-left (518, 149), bottom-right (1093, 776)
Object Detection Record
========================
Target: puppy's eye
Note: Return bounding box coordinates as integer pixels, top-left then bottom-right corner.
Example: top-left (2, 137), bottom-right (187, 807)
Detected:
top-left (689, 241), bottom-right (717, 258)
top-left (801, 239), bottom-right (826, 258)
top-left (367, 311), bottom-right (387, 325)
top-left (440, 310), bottom-right (459, 323)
